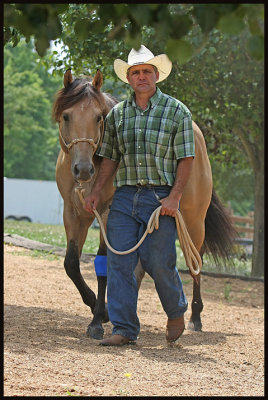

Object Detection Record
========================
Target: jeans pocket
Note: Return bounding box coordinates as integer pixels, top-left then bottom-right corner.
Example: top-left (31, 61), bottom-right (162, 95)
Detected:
top-left (152, 188), bottom-right (161, 203)
top-left (152, 187), bottom-right (171, 203)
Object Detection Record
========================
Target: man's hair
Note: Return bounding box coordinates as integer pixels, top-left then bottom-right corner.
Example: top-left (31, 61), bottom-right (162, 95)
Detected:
top-left (127, 65), bottom-right (158, 76)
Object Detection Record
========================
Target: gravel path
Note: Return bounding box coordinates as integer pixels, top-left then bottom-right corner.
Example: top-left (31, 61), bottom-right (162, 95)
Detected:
top-left (4, 244), bottom-right (264, 396)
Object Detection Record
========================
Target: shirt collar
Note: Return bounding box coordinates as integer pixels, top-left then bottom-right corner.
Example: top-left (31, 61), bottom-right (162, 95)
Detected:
top-left (128, 87), bottom-right (162, 109)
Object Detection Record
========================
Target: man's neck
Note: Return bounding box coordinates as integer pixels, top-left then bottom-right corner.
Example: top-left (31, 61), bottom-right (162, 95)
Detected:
top-left (134, 88), bottom-right (157, 110)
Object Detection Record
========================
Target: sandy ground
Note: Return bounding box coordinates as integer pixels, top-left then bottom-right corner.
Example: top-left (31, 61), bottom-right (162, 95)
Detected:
top-left (4, 244), bottom-right (264, 397)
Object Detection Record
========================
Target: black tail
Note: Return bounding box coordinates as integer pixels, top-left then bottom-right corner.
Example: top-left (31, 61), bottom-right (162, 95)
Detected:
top-left (202, 188), bottom-right (239, 266)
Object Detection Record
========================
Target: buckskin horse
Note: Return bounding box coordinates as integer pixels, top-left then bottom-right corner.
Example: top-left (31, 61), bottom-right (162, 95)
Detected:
top-left (52, 69), bottom-right (236, 340)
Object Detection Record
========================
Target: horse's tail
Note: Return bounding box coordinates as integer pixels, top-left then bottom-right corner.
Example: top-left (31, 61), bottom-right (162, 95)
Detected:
top-left (202, 188), bottom-right (238, 265)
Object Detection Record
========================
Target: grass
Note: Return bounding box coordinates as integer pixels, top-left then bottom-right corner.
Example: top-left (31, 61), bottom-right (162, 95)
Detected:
top-left (224, 283), bottom-right (232, 301)
top-left (4, 219), bottom-right (252, 276)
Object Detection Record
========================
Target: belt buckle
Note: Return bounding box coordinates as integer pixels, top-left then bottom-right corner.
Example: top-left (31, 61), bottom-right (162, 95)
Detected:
top-left (136, 183), bottom-right (152, 189)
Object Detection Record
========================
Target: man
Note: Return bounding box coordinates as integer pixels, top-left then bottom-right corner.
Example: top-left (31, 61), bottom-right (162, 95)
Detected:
top-left (84, 45), bottom-right (195, 346)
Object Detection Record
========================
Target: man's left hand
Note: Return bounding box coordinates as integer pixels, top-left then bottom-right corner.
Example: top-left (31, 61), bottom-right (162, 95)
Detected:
top-left (160, 195), bottom-right (181, 217)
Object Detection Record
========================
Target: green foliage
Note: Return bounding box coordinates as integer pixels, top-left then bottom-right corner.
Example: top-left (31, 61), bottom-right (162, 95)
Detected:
top-left (4, 40), bottom-right (62, 180)
top-left (4, 4), bottom-right (68, 56)
top-left (4, 4), bottom-right (263, 274)
top-left (4, 4), bottom-right (264, 62)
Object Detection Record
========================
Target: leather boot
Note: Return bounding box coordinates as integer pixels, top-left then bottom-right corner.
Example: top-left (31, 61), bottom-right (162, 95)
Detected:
top-left (166, 315), bottom-right (185, 342)
top-left (99, 334), bottom-right (136, 346)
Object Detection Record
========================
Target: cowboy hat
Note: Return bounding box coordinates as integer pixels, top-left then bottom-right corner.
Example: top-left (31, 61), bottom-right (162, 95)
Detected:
top-left (114, 45), bottom-right (172, 84)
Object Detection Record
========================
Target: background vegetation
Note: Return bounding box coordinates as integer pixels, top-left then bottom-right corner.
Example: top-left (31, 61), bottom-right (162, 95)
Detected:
top-left (4, 219), bottom-right (251, 277)
top-left (4, 4), bottom-right (264, 276)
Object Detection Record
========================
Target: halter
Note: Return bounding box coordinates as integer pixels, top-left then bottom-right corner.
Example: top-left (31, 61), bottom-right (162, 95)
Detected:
top-left (59, 116), bottom-right (104, 152)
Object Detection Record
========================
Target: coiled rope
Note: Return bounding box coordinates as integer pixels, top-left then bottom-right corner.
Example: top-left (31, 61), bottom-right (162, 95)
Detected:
top-left (75, 186), bottom-right (202, 276)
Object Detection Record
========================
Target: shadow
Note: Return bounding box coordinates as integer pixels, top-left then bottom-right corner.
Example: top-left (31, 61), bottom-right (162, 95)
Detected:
top-left (4, 304), bottom-right (101, 354)
top-left (4, 303), bottom-right (244, 366)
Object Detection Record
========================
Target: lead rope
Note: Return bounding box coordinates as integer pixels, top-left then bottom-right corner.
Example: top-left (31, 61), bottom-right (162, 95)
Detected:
top-left (75, 186), bottom-right (202, 276)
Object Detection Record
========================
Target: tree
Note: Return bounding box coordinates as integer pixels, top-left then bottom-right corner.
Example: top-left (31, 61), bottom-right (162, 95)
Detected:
top-left (4, 3), bottom-right (264, 62)
top-left (4, 41), bottom-right (62, 180)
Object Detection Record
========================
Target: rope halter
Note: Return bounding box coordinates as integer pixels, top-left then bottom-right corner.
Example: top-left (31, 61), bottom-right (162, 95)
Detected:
top-left (59, 116), bottom-right (104, 152)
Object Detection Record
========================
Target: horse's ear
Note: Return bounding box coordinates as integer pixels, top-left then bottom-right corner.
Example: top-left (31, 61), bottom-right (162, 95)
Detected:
top-left (92, 69), bottom-right (103, 91)
top-left (64, 69), bottom-right (73, 87)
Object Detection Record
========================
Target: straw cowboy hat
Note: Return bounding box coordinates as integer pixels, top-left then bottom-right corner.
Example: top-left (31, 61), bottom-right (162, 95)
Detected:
top-left (114, 45), bottom-right (172, 84)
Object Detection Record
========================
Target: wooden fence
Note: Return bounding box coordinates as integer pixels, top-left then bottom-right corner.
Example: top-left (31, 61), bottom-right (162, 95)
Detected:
top-left (228, 209), bottom-right (254, 240)
top-left (228, 209), bottom-right (254, 256)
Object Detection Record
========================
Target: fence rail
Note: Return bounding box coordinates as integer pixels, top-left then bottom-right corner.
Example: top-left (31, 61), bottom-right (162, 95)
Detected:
top-left (228, 209), bottom-right (254, 240)
top-left (228, 209), bottom-right (254, 256)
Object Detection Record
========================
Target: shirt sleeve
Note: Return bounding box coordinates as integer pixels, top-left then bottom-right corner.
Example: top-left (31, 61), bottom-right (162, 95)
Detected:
top-left (173, 107), bottom-right (195, 160)
top-left (96, 109), bottom-right (121, 162)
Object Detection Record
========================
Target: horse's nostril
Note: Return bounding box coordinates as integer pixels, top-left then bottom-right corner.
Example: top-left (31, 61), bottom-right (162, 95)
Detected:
top-left (73, 162), bottom-right (95, 180)
top-left (74, 164), bottom-right (80, 177)
top-left (89, 165), bottom-right (95, 176)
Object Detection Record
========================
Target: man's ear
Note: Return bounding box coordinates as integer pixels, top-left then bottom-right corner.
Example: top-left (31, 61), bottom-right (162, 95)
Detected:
top-left (156, 70), bottom-right (160, 82)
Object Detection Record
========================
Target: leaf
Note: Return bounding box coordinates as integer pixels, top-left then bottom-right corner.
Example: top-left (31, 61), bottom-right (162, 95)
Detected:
top-left (217, 14), bottom-right (245, 35)
top-left (35, 38), bottom-right (50, 57)
top-left (192, 5), bottom-right (219, 34)
top-left (169, 14), bottom-right (192, 39)
top-left (248, 18), bottom-right (263, 36)
top-left (246, 35), bottom-right (264, 61)
top-left (125, 32), bottom-right (142, 51)
top-left (166, 39), bottom-right (193, 64)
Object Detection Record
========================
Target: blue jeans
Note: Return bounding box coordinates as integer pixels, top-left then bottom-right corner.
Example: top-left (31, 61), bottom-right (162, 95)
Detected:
top-left (106, 185), bottom-right (188, 341)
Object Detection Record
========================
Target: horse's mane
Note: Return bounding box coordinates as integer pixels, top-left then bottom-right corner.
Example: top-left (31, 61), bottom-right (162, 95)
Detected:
top-left (52, 77), bottom-right (117, 123)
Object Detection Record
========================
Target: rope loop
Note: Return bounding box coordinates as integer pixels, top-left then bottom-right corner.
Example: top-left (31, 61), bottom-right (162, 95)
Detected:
top-left (75, 186), bottom-right (202, 276)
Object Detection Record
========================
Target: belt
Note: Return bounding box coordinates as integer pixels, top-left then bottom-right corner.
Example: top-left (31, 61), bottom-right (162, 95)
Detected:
top-left (134, 183), bottom-right (168, 189)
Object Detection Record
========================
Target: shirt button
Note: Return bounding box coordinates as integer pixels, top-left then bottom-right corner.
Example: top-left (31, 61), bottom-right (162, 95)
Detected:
top-left (139, 162), bottom-right (142, 166)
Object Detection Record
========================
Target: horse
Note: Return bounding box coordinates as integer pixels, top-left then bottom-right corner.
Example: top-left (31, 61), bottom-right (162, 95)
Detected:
top-left (52, 69), bottom-right (236, 339)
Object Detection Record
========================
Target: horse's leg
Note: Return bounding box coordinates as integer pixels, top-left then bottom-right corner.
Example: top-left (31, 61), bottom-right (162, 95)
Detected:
top-left (188, 271), bottom-right (203, 331)
top-left (87, 228), bottom-right (108, 340)
top-left (64, 210), bottom-right (96, 314)
top-left (134, 259), bottom-right (145, 290)
top-left (182, 216), bottom-right (205, 331)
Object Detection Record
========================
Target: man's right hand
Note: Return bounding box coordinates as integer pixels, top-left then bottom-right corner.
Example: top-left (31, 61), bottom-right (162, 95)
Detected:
top-left (83, 192), bottom-right (100, 214)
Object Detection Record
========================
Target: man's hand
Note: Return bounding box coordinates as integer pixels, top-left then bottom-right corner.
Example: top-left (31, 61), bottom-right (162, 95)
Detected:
top-left (84, 191), bottom-right (100, 214)
top-left (83, 158), bottom-right (119, 214)
top-left (160, 194), bottom-right (181, 217)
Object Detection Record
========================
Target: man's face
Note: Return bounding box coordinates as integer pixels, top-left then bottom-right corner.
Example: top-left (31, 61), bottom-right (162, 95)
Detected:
top-left (127, 64), bottom-right (159, 95)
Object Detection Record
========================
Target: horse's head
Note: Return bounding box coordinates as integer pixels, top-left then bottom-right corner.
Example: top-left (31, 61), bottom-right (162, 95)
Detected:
top-left (53, 69), bottom-right (107, 183)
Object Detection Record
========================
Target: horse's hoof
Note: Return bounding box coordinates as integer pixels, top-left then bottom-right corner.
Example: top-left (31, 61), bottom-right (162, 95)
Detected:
top-left (187, 320), bottom-right (202, 331)
top-left (86, 325), bottom-right (104, 340)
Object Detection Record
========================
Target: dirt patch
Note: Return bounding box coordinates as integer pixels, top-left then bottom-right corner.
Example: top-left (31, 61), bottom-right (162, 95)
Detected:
top-left (4, 244), bottom-right (264, 396)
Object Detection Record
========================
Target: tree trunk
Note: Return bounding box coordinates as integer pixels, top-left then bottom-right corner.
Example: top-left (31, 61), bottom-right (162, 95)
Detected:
top-left (251, 161), bottom-right (264, 277)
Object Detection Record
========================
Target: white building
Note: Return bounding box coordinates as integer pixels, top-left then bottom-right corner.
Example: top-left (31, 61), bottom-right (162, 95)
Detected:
top-left (4, 177), bottom-right (64, 225)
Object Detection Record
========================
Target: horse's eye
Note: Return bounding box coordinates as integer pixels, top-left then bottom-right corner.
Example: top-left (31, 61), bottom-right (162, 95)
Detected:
top-left (97, 115), bottom-right (102, 123)
top-left (63, 114), bottom-right (69, 122)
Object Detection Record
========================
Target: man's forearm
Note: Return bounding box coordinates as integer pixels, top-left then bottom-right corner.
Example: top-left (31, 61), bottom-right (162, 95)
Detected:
top-left (93, 158), bottom-right (119, 193)
top-left (169, 157), bottom-right (194, 201)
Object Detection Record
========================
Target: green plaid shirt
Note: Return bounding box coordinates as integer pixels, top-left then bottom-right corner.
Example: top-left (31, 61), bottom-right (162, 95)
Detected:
top-left (97, 87), bottom-right (195, 187)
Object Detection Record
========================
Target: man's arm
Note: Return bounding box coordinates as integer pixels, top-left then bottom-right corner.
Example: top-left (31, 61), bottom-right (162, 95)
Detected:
top-left (84, 158), bottom-right (119, 213)
top-left (160, 157), bottom-right (194, 217)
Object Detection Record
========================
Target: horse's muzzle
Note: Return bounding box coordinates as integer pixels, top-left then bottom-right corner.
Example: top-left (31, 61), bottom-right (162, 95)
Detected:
top-left (73, 162), bottom-right (95, 181)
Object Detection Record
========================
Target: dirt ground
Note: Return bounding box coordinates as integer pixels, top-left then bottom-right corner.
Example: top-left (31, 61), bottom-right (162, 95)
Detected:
top-left (4, 243), bottom-right (264, 397)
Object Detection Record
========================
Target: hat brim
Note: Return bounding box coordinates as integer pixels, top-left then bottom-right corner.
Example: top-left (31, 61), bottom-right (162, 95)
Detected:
top-left (114, 54), bottom-right (172, 84)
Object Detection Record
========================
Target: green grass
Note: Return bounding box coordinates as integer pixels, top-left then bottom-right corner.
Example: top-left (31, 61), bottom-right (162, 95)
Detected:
top-left (4, 219), bottom-right (251, 276)
top-left (4, 219), bottom-right (100, 254)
